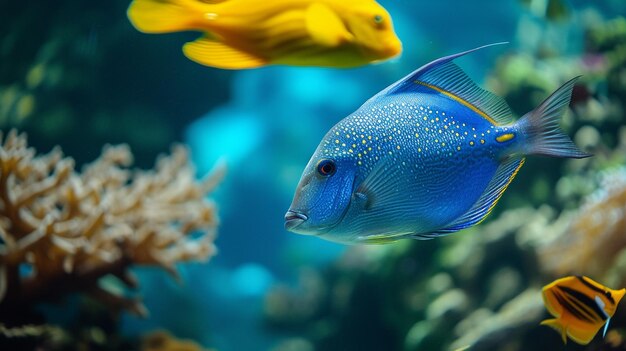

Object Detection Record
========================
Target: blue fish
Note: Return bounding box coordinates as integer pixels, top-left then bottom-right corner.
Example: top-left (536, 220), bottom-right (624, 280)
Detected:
top-left (285, 43), bottom-right (590, 244)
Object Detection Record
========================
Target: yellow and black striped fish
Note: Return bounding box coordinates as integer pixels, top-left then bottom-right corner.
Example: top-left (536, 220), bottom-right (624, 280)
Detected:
top-left (541, 276), bottom-right (626, 345)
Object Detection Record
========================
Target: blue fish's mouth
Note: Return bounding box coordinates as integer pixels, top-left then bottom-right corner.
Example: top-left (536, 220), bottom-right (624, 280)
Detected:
top-left (284, 210), bottom-right (308, 231)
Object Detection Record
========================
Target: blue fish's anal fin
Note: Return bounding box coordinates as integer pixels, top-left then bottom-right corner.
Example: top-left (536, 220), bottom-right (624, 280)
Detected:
top-left (412, 156), bottom-right (525, 240)
top-left (373, 42), bottom-right (513, 126)
top-left (357, 231), bottom-right (413, 244)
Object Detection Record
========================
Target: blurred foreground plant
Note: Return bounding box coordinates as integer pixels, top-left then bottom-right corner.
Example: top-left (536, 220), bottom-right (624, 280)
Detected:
top-left (0, 129), bottom-right (224, 324)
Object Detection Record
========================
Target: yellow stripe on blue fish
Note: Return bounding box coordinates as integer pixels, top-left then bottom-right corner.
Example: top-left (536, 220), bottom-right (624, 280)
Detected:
top-left (285, 43), bottom-right (591, 244)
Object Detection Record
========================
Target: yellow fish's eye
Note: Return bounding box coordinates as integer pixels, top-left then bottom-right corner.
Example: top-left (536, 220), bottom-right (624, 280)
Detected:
top-left (373, 14), bottom-right (384, 25)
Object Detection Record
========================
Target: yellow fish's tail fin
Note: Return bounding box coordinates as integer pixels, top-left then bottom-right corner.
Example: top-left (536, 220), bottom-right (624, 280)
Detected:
top-left (541, 318), bottom-right (568, 344)
top-left (127, 0), bottom-right (205, 34)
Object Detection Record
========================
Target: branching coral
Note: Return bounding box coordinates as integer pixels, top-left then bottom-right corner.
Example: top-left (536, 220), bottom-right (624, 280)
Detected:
top-left (0, 129), bottom-right (224, 321)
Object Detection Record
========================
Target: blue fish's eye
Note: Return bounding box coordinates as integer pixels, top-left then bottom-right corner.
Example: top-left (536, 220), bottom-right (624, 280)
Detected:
top-left (373, 14), bottom-right (384, 24)
top-left (317, 159), bottom-right (336, 177)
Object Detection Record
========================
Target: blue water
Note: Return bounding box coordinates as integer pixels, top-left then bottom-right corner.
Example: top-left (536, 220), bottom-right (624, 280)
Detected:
top-left (22, 0), bottom-right (618, 349)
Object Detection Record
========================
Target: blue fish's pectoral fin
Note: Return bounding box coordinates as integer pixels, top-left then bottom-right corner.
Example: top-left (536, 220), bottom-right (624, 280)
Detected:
top-left (354, 158), bottom-right (424, 241)
top-left (413, 156), bottom-right (525, 239)
top-left (305, 3), bottom-right (353, 47)
top-left (352, 188), bottom-right (414, 244)
top-left (355, 157), bottom-right (407, 212)
top-left (182, 37), bottom-right (268, 69)
top-left (541, 318), bottom-right (568, 344)
top-left (367, 42), bottom-right (513, 126)
top-left (353, 191), bottom-right (373, 211)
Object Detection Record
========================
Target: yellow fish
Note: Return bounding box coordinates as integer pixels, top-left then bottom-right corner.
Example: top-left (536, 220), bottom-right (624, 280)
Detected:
top-left (127, 0), bottom-right (402, 69)
top-left (541, 276), bottom-right (626, 345)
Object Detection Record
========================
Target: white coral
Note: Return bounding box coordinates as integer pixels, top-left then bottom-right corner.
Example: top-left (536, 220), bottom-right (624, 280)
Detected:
top-left (0, 130), bottom-right (224, 316)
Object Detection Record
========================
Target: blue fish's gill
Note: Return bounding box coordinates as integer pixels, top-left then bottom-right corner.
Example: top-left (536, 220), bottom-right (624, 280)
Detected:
top-left (285, 43), bottom-right (591, 245)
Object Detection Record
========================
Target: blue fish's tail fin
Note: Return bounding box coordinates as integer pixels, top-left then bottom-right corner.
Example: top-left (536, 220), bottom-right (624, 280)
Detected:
top-left (516, 77), bottom-right (591, 159)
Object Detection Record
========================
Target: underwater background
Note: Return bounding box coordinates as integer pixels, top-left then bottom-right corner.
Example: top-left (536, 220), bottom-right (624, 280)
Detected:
top-left (2, 0), bottom-right (626, 350)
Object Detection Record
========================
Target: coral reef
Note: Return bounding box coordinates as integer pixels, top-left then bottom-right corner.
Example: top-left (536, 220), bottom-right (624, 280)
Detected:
top-left (537, 167), bottom-right (626, 287)
top-left (0, 129), bottom-right (224, 325)
top-left (447, 288), bottom-right (544, 351)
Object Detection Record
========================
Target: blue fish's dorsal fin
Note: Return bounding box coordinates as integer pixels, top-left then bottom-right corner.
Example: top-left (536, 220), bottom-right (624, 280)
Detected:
top-left (413, 156), bottom-right (525, 239)
top-left (379, 43), bottom-right (514, 126)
